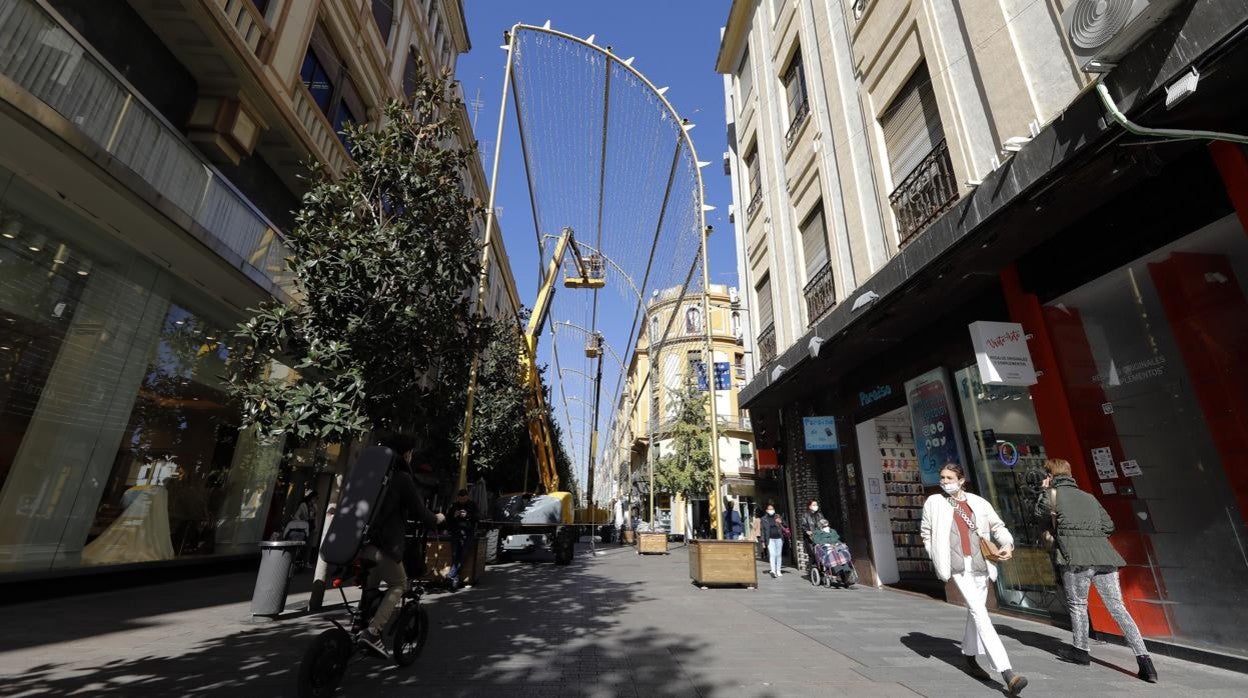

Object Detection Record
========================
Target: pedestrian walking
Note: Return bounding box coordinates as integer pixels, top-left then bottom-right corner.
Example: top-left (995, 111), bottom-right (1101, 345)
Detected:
top-left (1035, 458), bottom-right (1157, 682)
top-left (921, 463), bottom-right (1027, 695)
top-left (757, 502), bottom-right (787, 578)
top-left (447, 488), bottom-right (479, 589)
top-left (722, 497), bottom-right (745, 540)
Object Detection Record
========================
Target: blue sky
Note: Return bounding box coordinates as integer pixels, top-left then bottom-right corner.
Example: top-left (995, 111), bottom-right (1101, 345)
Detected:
top-left (456, 1), bottom-right (737, 305)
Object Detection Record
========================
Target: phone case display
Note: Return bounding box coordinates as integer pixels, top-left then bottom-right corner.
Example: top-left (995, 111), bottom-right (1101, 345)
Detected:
top-left (877, 419), bottom-right (933, 577)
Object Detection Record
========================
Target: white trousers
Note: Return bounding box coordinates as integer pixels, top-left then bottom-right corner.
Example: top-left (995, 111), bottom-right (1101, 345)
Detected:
top-left (951, 563), bottom-right (1011, 673)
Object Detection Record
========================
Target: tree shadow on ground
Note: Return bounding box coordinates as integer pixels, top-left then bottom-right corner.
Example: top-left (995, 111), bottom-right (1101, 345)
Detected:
top-left (0, 546), bottom-right (751, 697)
top-left (0, 571), bottom-right (314, 654)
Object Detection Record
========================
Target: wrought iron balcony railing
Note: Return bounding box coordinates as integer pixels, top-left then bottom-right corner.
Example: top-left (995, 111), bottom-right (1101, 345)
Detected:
top-left (803, 262), bottom-right (836, 325)
top-left (757, 322), bottom-right (777, 365)
top-left (718, 416), bottom-right (753, 432)
top-left (888, 139), bottom-right (958, 247)
top-left (746, 187), bottom-right (764, 219)
top-left (785, 100), bottom-right (810, 148)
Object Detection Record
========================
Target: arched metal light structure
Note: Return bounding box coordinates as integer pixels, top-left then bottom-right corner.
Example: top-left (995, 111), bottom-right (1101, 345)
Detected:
top-left (464, 22), bottom-right (723, 537)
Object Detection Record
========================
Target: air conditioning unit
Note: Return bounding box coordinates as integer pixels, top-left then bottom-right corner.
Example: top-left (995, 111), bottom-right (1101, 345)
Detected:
top-left (729, 287), bottom-right (740, 305)
top-left (1062, 0), bottom-right (1184, 73)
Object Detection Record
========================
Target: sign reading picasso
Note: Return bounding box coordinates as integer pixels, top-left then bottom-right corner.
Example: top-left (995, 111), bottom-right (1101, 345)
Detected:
top-left (968, 321), bottom-right (1037, 386)
top-left (905, 368), bottom-right (969, 486)
top-left (802, 416), bottom-right (839, 450)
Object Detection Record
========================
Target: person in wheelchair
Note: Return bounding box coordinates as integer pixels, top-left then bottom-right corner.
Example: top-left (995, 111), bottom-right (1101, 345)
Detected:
top-left (358, 435), bottom-right (443, 655)
top-left (810, 518), bottom-right (856, 587)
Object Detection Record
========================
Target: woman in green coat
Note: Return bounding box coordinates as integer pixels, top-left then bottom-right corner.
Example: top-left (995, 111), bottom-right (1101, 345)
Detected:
top-left (1035, 458), bottom-right (1156, 682)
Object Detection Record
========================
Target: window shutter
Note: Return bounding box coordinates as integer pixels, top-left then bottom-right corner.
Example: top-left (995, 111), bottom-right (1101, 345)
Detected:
top-left (880, 66), bottom-right (944, 185)
top-left (747, 149), bottom-right (761, 196)
top-left (800, 205), bottom-right (828, 278)
top-left (756, 276), bottom-right (773, 329)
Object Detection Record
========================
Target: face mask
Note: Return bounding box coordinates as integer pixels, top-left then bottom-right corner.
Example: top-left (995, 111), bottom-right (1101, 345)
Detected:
top-left (766, 509), bottom-right (775, 515)
top-left (941, 482), bottom-right (961, 495)
top-left (809, 505), bottom-right (818, 512)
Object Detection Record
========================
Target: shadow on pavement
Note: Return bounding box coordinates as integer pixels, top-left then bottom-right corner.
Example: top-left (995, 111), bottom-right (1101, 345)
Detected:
top-left (995, 624), bottom-right (1138, 678)
top-left (0, 570), bottom-right (313, 655)
top-left (898, 632), bottom-right (1007, 694)
top-left (0, 548), bottom-right (729, 697)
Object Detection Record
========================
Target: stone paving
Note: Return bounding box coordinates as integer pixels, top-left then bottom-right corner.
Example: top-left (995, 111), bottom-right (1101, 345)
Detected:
top-left (1, 542), bottom-right (1245, 696)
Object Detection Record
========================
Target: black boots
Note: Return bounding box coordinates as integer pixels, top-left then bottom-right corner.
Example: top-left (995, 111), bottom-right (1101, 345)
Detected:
top-left (964, 655), bottom-right (991, 680)
top-left (1137, 654), bottom-right (1158, 683)
top-left (1058, 645), bottom-right (1091, 665)
top-left (1002, 669), bottom-right (1028, 695)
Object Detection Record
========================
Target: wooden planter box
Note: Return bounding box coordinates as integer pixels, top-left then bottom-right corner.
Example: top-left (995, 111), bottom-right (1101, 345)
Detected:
top-left (421, 537), bottom-right (486, 586)
top-left (636, 532), bottom-right (668, 555)
top-left (689, 539), bottom-right (758, 588)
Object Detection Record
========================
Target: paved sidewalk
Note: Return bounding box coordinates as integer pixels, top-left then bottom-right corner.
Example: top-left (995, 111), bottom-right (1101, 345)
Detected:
top-left (0, 543), bottom-right (1244, 696)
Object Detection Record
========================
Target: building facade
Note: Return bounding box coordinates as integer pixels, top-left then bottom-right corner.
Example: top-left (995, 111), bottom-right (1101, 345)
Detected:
top-left (719, 0), bottom-right (1248, 660)
top-left (605, 284), bottom-right (763, 537)
top-left (0, 0), bottom-right (516, 580)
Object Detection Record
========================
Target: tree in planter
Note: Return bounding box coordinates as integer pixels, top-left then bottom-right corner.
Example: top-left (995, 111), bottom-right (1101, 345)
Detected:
top-left (225, 65), bottom-right (484, 451)
top-left (652, 379), bottom-right (714, 536)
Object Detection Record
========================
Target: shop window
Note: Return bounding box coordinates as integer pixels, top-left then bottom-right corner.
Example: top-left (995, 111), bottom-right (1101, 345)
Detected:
top-left (955, 364), bottom-right (1058, 617)
top-left (1040, 213), bottom-right (1248, 655)
top-left (371, 0), bottom-right (394, 45)
top-left (0, 172), bottom-right (289, 573)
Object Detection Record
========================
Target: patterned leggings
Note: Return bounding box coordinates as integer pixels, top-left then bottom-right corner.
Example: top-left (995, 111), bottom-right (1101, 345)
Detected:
top-left (1062, 567), bottom-right (1148, 656)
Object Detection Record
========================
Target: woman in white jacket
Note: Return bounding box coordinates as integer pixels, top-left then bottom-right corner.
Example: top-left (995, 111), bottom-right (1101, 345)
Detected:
top-left (921, 463), bottom-right (1028, 695)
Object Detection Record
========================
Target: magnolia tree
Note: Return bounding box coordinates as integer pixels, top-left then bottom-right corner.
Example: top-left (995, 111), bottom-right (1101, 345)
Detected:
top-left (226, 67), bottom-right (485, 451)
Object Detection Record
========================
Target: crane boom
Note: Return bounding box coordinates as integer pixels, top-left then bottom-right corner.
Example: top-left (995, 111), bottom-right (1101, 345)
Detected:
top-left (521, 227), bottom-right (604, 495)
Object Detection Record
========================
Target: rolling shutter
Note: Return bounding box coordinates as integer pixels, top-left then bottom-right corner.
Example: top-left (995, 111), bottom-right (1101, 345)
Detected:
top-left (880, 66), bottom-right (944, 185)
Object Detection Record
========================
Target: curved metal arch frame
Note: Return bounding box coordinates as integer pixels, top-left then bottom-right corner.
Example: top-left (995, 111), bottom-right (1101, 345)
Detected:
top-left (469, 23), bottom-right (722, 534)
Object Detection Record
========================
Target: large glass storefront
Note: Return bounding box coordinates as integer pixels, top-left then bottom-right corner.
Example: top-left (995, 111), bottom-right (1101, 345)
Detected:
top-left (955, 365), bottom-right (1061, 620)
top-left (0, 166), bottom-right (289, 574)
top-left (1041, 213), bottom-right (1248, 656)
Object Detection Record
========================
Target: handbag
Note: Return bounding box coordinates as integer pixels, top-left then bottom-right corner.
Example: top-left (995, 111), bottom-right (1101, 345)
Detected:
top-left (949, 497), bottom-right (1009, 562)
top-left (1039, 488), bottom-right (1058, 552)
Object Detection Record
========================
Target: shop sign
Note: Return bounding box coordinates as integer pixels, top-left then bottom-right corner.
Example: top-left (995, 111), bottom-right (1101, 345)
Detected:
top-left (858, 384), bottom-right (893, 408)
top-left (968, 321), bottom-right (1037, 386)
top-left (802, 416), bottom-right (839, 451)
top-left (905, 368), bottom-right (968, 486)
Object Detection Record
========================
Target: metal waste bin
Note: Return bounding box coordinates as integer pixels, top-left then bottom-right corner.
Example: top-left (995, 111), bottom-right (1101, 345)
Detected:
top-left (251, 540), bottom-right (304, 617)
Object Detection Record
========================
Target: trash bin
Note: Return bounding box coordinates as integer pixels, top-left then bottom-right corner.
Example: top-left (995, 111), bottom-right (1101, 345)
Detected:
top-left (251, 540), bottom-right (304, 617)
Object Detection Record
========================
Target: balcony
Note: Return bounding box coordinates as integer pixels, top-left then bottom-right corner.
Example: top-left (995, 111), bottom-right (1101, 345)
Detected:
top-left (292, 81), bottom-right (351, 175)
top-left (889, 139), bottom-right (959, 247)
top-left (746, 187), bottom-right (763, 219)
top-left (803, 262), bottom-right (836, 325)
top-left (0, 0), bottom-right (294, 297)
top-left (718, 416), bottom-right (753, 432)
top-left (738, 459), bottom-right (756, 476)
top-left (757, 323), bottom-right (777, 365)
top-left (784, 100), bottom-right (810, 148)
top-left (213, 0), bottom-right (272, 61)
top-left (734, 365), bottom-right (746, 381)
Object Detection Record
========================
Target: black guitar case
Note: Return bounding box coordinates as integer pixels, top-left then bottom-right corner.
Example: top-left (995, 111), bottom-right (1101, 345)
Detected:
top-left (320, 446), bottom-right (394, 566)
